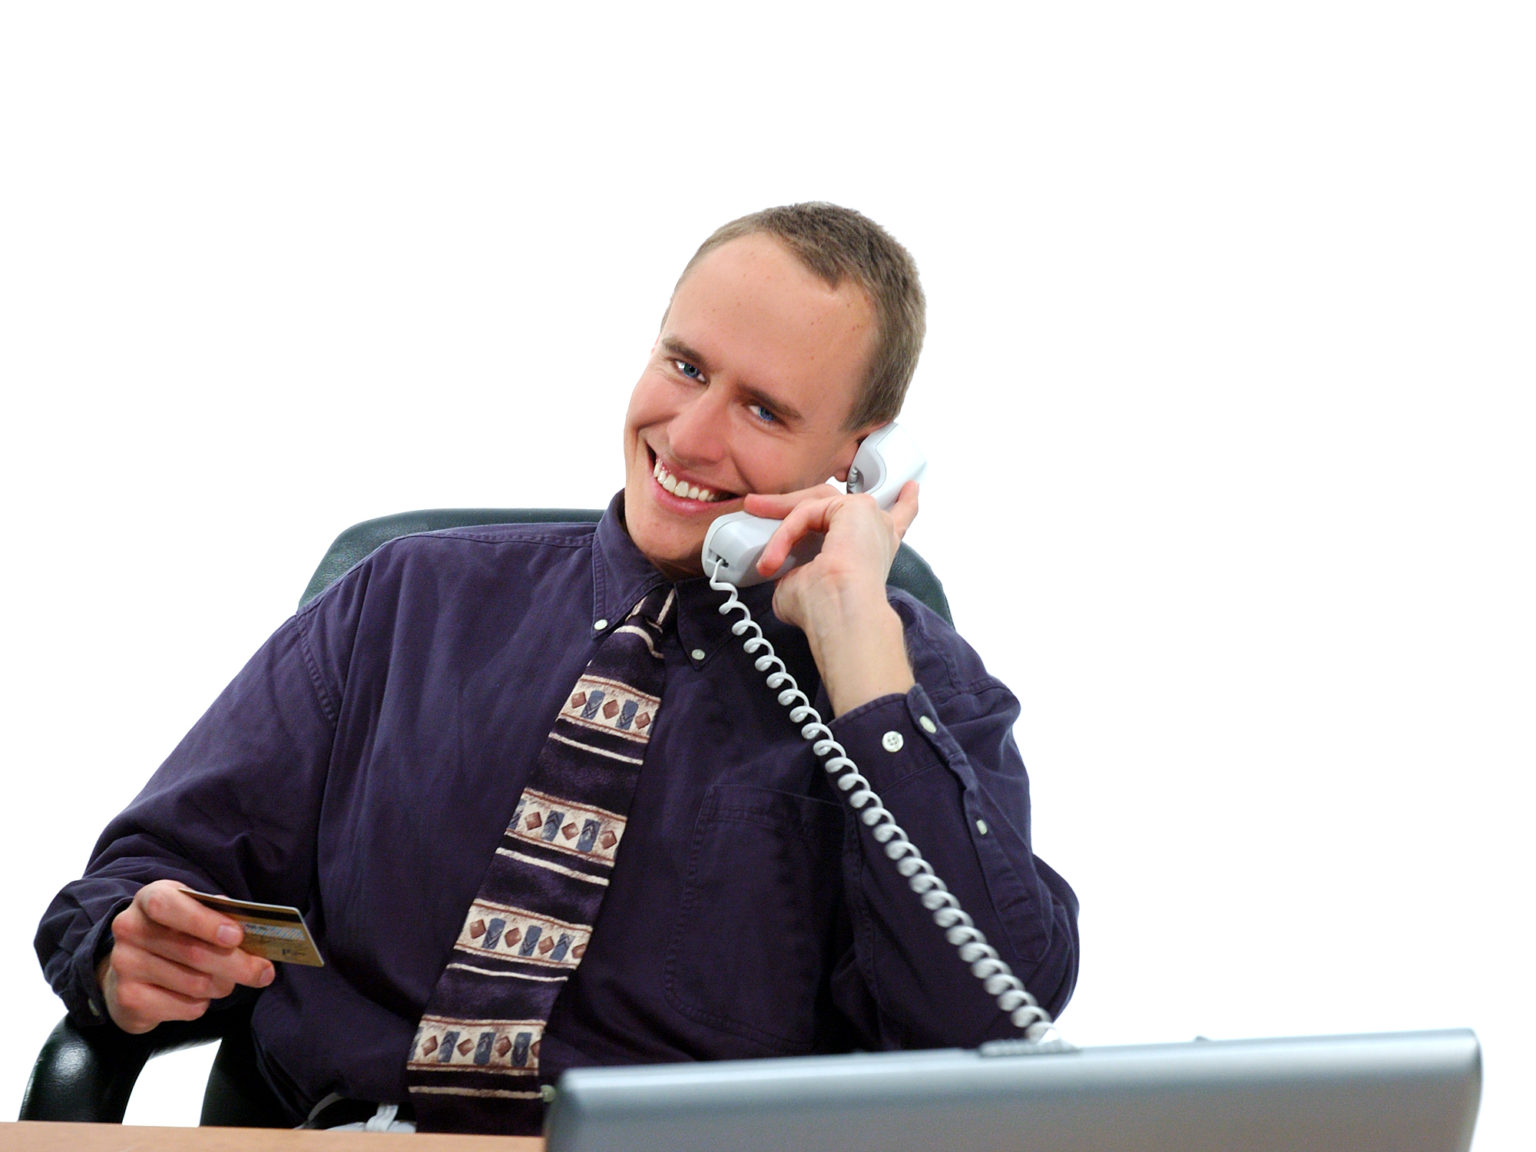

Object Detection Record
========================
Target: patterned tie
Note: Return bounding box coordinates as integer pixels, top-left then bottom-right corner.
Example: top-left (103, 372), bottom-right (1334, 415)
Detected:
top-left (405, 585), bottom-right (674, 1133)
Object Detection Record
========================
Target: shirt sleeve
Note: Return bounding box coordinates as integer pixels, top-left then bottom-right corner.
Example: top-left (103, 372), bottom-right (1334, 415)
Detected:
top-left (823, 598), bottom-right (1080, 1050)
top-left (34, 592), bottom-right (350, 1028)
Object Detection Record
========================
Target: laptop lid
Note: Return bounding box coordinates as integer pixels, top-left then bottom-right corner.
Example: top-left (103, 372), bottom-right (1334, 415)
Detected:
top-left (545, 1029), bottom-right (1480, 1152)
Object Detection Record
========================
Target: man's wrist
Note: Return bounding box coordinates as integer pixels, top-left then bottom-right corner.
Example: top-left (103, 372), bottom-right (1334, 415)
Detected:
top-left (804, 592), bottom-right (914, 716)
top-left (73, 908), bottom-right (127, 1024)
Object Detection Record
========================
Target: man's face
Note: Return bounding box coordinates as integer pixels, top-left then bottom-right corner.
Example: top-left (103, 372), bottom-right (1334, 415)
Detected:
top-left (623, 233), bottom-right (878, 579)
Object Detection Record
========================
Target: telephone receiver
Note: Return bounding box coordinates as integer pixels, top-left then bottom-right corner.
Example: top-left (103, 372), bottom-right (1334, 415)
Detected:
top-left (700, 423), bottom-right (928, 587)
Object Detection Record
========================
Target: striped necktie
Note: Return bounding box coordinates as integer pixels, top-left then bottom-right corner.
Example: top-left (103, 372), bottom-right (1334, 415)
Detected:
top-left (406, 584), bottom-right (674, 1133)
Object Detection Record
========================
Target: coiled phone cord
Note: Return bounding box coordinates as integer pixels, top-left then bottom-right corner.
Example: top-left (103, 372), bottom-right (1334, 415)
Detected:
top-left (709, 561), bottom-right (1064, 1045)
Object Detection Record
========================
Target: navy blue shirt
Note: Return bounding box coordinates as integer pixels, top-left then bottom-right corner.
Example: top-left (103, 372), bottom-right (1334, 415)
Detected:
top-left (38, 498), bottom-right (1078, 1123)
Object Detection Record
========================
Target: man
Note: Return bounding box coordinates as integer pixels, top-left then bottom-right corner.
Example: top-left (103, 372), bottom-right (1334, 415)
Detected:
top-left (38, 203), bottom-right (1079, 1134)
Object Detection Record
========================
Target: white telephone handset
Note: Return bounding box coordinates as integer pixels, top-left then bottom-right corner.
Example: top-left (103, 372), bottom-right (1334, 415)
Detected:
top-left (700, 423), bottom-right (928, 586)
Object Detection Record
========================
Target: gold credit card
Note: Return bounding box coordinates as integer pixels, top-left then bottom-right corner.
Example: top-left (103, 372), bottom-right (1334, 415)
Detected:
top-left (179, 887), bottom-right (326, 967)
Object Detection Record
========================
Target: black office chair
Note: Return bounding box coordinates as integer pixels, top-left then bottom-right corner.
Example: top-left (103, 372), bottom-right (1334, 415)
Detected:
top-left (21, 508), bottom-right (953, 1124)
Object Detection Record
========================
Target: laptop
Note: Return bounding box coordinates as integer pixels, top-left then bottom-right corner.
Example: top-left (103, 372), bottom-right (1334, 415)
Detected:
top-left (544, 1029), bottom-right (1481, 1152)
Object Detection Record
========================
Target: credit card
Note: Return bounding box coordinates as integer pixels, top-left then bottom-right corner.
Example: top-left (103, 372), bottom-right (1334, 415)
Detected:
top-left (179, 887), bottom-right (326, 967)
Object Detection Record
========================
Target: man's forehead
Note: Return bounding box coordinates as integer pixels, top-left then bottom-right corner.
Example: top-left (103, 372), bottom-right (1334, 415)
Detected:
top-left (667, 236), bottom-right (872, 347)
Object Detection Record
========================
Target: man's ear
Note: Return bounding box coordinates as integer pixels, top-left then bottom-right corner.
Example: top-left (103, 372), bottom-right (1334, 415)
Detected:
top-left (830, 422), bottom-right (888, 483)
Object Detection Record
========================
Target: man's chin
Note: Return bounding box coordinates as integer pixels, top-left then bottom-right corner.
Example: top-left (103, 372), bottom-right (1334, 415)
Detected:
top-left (624, 486), bottom-right (741, 580)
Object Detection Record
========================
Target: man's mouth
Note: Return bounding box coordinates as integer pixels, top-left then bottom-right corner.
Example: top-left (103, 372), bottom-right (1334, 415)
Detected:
top-left (651, 455), bottom-right (732, 504)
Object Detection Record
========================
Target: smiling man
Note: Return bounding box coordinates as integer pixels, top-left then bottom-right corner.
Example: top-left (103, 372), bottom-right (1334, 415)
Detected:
top-left (38, 203), bottom-right (1079, 1135)
top-left (625, 224), bottom-right (922, 715)
top-left (624, 228), bottom-right (882, 576)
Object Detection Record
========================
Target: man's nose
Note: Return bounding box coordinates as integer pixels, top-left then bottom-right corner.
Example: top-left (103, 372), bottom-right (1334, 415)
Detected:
top-left (667, 387), bottom-right (728, 467)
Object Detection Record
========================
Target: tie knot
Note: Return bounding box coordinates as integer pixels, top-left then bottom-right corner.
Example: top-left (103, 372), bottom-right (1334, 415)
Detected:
top-left (627, 585), bottom-right (675, 634)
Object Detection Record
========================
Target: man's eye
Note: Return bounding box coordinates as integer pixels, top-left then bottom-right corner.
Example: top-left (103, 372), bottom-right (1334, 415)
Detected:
top-left (748, 404), bottom-right (778, 426)
top-left (673, 359), bottom-right (704, 382)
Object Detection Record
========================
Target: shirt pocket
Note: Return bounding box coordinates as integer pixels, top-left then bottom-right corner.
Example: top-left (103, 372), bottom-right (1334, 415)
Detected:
top-left (665, 783), bottom-right (847, 1054)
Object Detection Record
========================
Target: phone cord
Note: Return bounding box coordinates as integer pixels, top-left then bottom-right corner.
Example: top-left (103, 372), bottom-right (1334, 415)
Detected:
top-left (709, 561), bottom-right (1064, 1045)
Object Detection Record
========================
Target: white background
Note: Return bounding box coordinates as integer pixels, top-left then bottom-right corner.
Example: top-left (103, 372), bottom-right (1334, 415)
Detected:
top-left (2, 3), bottom-right (1530, 1147)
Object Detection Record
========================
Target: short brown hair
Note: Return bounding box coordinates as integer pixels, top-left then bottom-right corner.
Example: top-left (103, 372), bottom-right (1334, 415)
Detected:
top-left (675, 203), bottom-right (925, 430)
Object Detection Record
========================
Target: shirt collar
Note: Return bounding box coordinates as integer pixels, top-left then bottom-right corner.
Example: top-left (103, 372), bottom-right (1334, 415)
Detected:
top-left (592, 492), bottom-right (777, 662)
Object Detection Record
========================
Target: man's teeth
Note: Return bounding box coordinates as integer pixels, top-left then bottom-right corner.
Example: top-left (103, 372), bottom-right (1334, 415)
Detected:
top-left (653, 459), bottom-right (725, 503)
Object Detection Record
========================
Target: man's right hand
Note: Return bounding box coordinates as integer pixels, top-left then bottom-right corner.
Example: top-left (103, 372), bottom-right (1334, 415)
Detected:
top-left (97, 879), bottom-right (275, 1034)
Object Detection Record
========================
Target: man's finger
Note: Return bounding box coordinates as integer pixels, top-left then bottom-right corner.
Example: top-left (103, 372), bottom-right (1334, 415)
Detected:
top-left (887, 480), bottom-right (920, 536)
top-left (111, 944), bottom-right (241, 1003)
top-left (740, 482), bottom-right (842, 522)
top-left (756, 496), bottom-right (839, 574)
top-left (117, 882), bottom-right (275, 989)
top-left (134, 879), bottom-right (246, 948)
top-left (102, 964), bottom-right (214, 1033)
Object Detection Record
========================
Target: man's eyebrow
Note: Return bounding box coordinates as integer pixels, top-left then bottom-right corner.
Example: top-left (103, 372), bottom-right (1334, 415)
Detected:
top-left (658, 337), bottom-right (805, 426)
top-left (659, 336), bottom-right (706, 367)
top-left (740, 382), bottom-right (804, 426)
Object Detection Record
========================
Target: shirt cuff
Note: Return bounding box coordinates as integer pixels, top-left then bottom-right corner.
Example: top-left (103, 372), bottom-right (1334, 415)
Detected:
top-left (827, 684), bottom-right (951, 790)
top-left (69, 898), bottom-right (131, 1026)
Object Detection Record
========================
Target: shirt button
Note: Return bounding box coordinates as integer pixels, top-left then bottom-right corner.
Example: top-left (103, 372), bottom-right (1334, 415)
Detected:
top-left (881, 731), bottom-right (904, 753)
top-left (918, 715), bottom-right (938, 734)
top-left (690, 648), bottom-right (706, 662)
top-left (976, 819), bottom-right (990, 836)
top-left (593, 618), bottom-right (608, 632)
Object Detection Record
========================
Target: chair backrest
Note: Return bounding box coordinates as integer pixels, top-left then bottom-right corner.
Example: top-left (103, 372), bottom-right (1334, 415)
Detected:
top-left (301, 508), bottom-right (954, 622)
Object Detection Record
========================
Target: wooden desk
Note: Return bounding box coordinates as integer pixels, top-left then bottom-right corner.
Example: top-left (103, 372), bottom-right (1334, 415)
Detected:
top-left (3, 1122), bottom-right (543, 1151)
